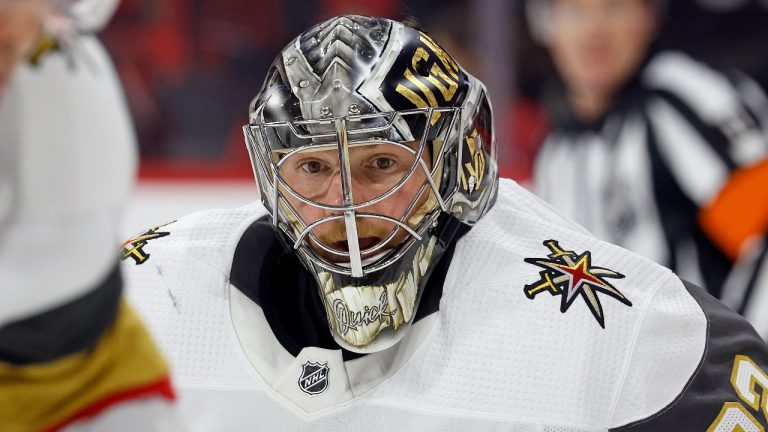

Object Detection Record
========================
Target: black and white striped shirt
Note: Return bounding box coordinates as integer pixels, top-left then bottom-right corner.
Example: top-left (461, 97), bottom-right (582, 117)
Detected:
top-left (534, 51), bottom-right (768, 338)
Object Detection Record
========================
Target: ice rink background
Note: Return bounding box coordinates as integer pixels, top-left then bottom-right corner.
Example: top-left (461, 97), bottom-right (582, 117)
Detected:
top-left (125, 181), bottom-right (258, 235)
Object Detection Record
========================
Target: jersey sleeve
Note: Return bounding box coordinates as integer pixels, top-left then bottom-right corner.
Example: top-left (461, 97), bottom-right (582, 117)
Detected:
top-left (610, 278), bottom-right (768, 431)
top-left (643, 52), bottom-right (768, 261)
top-left (0, 29), bottom-right (181, 431)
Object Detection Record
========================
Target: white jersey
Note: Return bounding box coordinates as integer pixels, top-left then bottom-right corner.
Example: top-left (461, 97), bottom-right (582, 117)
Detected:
top-left (124, 179), bottom-right (768, 431)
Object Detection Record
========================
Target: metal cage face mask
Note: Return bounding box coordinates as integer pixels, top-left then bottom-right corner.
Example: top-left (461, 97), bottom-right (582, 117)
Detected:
top-left (242, 15), bottom-right (498, 353)
top-left (244, 107), bottom-right (460, 279)
top-left (245, 107), bottom-right (460, 353)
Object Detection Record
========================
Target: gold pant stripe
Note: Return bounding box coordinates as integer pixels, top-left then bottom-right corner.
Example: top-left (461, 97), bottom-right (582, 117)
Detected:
top-left (0, 300), bottom-right (171, 432)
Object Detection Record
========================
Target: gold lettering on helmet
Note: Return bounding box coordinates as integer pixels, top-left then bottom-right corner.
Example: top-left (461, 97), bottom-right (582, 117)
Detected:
top-left (395, 34), bottom-right (461, 125)
top-left (419, 33), bottom-right (460, 79)
top-left (412, 47), bottom-right (430, 69)
top-left (395, 83), bottom-right (429, 109)
top-left (427, 63), bottom-right (458, 102)
top-left (404, 68), bottom-right (438, 108)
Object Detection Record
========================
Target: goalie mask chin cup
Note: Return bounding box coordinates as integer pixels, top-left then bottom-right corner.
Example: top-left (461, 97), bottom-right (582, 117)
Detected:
top-left (243, 15), bottom-right (498, 353)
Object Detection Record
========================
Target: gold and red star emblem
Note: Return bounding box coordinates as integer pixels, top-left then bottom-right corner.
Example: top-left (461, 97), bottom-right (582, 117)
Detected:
top-left (524, 240), bottom-right (632, 328)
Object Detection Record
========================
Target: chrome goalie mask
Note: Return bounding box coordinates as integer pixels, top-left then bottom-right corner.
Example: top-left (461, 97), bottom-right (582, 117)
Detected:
top-left (243, 15), bottom-right (497, 353)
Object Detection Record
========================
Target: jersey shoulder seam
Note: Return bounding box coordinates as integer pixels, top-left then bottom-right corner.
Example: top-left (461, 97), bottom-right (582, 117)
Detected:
top-left (608, 274), bottom-right (710, 430)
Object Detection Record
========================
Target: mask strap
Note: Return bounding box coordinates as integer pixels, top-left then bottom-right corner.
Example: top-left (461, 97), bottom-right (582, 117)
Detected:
top-left (435, 212), bottom-right (472, 250)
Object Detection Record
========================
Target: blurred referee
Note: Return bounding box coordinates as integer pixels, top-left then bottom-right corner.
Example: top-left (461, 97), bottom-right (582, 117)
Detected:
top-left (529, 0), bottom-right (768, 338)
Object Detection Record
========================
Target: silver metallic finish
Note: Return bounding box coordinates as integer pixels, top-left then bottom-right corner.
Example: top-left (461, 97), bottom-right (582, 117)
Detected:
top-left (280, 190), bottom-right (434, 277)
top-left (265, 110), bottom-right (450, 212)
top-left (292, 213), bottom-right (423, 255)
top-left (294, 233), bottom-right (421, 276)
top-left (246, 123), bottom-right (281, 226)
top-left (273, 166), bottom-right (441, 278)
top-left (276, 180), bottom-right (425, 260)
top-left (267, 73), bottom-right (278, 87)
top-left (258, 107), bottom-right (453, 140)
top-left (245, 13), bottom-right (497, 281)
top-left (281, 177), bottom-right (430, 260)
top-left (272, 139), bottom-right (425, 211)
top-left (272, 171), bottom-right (280, 226)
top-left (294, 212), bottom-right (440, 277)
top-left (246, 107), bottom-right (463, 277)
top-left (334, 117), bottom-right (363, 277)
top-left (343, 211), bottom-right (362, 277)
top-left (419, 157), bottom-right (447, 212)
top-left (243, 14), bottom-right (499, 353)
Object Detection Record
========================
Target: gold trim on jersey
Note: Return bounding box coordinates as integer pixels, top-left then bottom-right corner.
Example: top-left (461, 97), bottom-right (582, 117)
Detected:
top-left (708, 354), bottom-right (768, 431)
top-left (0, 300), bottom-right (171, 432)
top-left (730, 354), bottom-right (768, 422)
top-left (706, 402), bottom-right (764, 432)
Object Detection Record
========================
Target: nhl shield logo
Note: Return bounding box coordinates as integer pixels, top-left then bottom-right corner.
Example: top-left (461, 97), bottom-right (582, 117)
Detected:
top-left (298, 360), bottom-right (329, 396)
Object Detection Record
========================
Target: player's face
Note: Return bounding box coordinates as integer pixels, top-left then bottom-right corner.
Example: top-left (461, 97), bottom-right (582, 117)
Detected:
top-left (278, 141), bottom-right (432, 262)
top-left (548, 0), bottom-right (657, 99)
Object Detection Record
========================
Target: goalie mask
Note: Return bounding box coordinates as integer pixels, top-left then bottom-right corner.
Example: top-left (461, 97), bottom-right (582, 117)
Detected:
top-left (243, 15), bottom-right (497, 353)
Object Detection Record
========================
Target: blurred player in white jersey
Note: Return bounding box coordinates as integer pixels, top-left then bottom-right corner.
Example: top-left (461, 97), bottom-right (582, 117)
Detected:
top-left (123, 15), bottom-right (768, 431)
top-left (0, 1), bottom-right (181, 430)
top-left (529, 0), bottom-right (768, 338)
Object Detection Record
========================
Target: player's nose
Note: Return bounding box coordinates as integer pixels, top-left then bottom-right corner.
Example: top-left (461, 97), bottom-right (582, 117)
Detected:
top-left (321, 170), bottom-right (367, 208)
top-left (318, 171), bottom-right (346, 208)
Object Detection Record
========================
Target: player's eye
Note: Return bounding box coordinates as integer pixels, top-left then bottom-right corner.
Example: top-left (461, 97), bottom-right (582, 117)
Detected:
top-left (300, 160), bottom-right (326, 174)
top-left (370, 157), bottom-right (396, 170)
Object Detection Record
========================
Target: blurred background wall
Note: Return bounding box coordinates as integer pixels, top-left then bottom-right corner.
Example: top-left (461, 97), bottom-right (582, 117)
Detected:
top-left (108, 0), bottom-right (768, 233)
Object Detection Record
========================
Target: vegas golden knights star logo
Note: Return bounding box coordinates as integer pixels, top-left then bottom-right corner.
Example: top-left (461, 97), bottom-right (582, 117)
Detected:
top-left (524, 240), bottom-right (632, 328)
top-left (121, 223), bottom-right (174, 265)
top-left (298, 360), bottom-right (329, 396)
